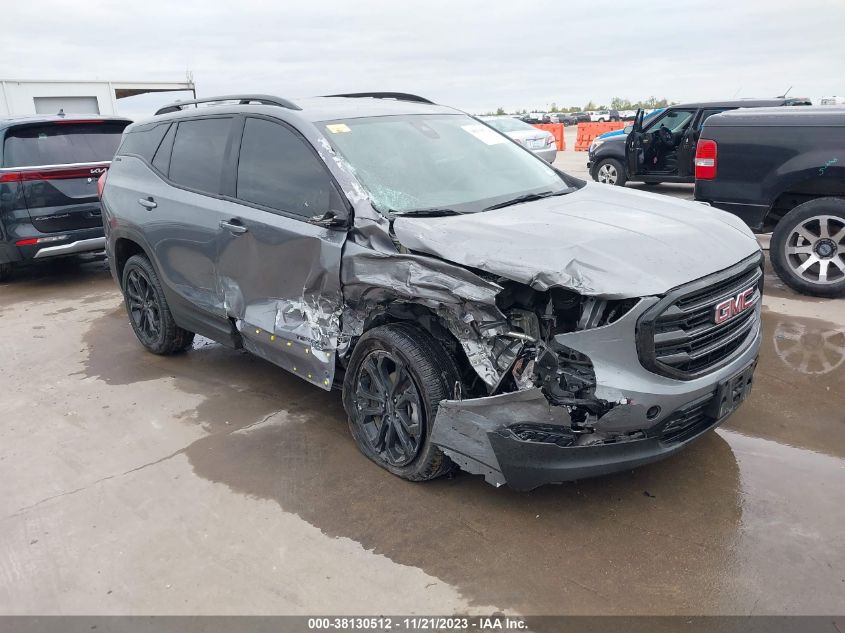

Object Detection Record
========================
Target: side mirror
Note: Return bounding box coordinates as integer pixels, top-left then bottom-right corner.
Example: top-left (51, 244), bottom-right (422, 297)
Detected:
top-left (308, 209), bottom-right (349, 229)
top-left (624, 125), bottom-right (633, 134)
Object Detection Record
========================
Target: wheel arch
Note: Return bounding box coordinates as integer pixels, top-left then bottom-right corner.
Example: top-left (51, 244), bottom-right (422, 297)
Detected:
top-left (767, 175), bottom-right (845, 229)
top-left (111, 231), bottom-right (157, 290)
top-left (355, 301), bottom-right (485, 397)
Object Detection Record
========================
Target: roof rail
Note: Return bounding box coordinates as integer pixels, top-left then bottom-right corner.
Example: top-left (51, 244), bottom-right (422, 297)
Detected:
top-left (154, 94), bottom-right (301, 116)
top-left (323, 92), bottom-right (435, 105)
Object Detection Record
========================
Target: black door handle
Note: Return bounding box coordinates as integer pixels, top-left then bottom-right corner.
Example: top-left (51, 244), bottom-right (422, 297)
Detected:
top-left (219, 220), bottom-right (248, 235)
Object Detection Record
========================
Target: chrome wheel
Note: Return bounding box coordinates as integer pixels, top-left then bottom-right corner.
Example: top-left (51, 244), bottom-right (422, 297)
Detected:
top-left (597, 162), bottom-right (618, 184)
top-left (784, 215), bottom-right (845, 285)
top-left (353, 351), bottom-right (424, 467)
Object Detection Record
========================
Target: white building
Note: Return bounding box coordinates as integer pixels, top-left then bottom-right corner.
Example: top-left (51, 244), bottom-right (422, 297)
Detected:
top-left (0, 79), bottom-right (196, 117)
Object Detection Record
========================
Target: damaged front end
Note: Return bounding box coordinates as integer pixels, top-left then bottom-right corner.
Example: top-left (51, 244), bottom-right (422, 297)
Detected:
top-left (425, 273), bottom-right (761, 490)
top-left (427, 281), bottom-right (653, 489)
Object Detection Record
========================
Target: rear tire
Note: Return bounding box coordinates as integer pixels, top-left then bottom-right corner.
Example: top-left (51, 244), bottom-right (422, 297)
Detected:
top-left (770, 198), bottom-right (845, 297)
top-left (121, 254), bottom-right (195, 354)
top-left (343, 323), bottom-right (461, 482)
top-left (0, 262), bottom-right (13, 282)
top-left (593, 158), bottom-right (627, 186)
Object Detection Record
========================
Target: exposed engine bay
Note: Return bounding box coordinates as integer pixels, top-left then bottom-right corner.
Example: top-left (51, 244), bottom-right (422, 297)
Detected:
top-left (472, 279), bottom-right (635, 426)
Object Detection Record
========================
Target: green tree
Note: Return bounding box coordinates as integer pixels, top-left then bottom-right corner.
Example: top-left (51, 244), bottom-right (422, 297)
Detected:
top-left (495, 107), bottom-right (506, 115)
top-left (584, 100), bottom-right (597, 111)
top-left (611, 96), bottom-right (634, 110)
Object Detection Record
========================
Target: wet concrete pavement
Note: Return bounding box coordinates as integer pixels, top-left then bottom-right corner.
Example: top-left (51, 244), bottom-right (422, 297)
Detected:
top-left (1, 243), bottom-right (844, 614)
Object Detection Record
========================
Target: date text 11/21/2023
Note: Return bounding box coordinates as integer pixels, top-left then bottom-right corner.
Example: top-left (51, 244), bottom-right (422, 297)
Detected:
top-left (306, 616), bottom-right (528, 630)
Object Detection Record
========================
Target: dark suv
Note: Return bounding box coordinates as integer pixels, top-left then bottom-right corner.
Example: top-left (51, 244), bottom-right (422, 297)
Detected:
top-left (0, 115), bottom-right (132, 280)
top-left (587, 99), bottom-right (811, 186)
top-left (101, 93), bottom-right (762, 490)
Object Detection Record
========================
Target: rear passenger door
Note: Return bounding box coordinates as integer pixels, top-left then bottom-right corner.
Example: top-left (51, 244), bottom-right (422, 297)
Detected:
top-left (215, 115), bottom-right (349, 390)
top-left (140, 116), bottom-right (236, 332)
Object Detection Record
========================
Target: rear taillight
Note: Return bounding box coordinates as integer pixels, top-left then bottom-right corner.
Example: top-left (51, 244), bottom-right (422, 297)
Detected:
top-left (97, 171), bottom-right (108, 199)
top-left (0, 164), bottom-right (110, 183)
top-left (695, 139), bottom-right (717, 180)
top-left (16, 235), bottom-right (67, 246)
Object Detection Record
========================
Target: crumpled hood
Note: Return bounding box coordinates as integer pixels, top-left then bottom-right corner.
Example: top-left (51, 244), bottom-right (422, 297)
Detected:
top-left (392, 183), bottom-right (760, 298)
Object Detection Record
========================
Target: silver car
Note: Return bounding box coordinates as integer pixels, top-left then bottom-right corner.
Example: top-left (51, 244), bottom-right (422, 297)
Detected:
top-left (480, 116), bottom-right (557, 162)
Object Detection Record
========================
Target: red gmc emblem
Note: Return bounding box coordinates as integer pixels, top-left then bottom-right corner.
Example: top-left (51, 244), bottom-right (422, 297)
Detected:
top-left (714, 287), bottom-right (757, 324)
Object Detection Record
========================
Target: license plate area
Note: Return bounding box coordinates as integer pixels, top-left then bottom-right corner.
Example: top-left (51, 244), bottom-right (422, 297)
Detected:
top-left (707, 357), bottom-right (757, 419)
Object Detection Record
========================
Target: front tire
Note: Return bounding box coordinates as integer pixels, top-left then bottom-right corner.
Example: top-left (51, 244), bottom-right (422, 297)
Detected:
top-left (593, 158), bottom-right (627, 186)
top-left (770, 198), bottom-right (845, 297)
top-left (121, 254), bottom-right (195, 354)
top-left (343, 323), bottom-right (461, 482)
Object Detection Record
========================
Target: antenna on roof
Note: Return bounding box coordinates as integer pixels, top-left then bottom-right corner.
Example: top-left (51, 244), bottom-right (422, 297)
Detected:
top-left (777, 86), bottom-right (793, 99)
top-left (57, 108), bottom-right (66, 118)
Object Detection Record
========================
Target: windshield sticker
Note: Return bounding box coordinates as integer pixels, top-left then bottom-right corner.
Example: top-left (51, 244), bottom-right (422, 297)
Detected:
top-left (461, 124), bottom-right (505, 145)
top-left (326, 123), bottom-right (352, 134)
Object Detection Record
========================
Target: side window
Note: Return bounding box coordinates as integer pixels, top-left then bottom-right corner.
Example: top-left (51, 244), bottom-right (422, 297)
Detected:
top-left (646, 109), bottom-right (695, 133)
top-left (236, 117), bottom-right (338, 218)
top-left (169, 118), bottom-right (232, 194)
top-left (696, 108), bottom-right (728, 131)
top-left (152, 122), bottom-right (176, 175)
top-left (116, 123), bottom-right (170, 163)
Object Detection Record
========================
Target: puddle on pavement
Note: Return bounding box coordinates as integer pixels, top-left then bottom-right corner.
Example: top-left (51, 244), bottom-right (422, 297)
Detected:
top-left (80, 306), bottom-right (330, 434)
top-left (725, 312), bottom-right (845, 458)
top-left (79, 295), bottom-right (845, 614)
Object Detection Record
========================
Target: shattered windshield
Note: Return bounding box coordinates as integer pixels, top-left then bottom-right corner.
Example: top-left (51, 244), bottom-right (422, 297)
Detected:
top-left (320, 114), bottom-right (571, 214)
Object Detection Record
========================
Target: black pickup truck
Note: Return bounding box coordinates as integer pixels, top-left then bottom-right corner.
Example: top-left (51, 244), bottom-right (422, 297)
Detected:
top-left (695, 107), bottom-right (845, 297)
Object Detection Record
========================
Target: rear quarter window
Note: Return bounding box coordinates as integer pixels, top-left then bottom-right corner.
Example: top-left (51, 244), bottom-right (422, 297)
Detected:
top-left (2, 121), bottom-right (129, 167)
top-left (117, 123), bottom-right (171, 163)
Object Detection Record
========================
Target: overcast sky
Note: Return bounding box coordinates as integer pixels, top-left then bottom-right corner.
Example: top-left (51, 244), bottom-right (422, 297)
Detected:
top-left (2, 0), bottom-right (843, 118)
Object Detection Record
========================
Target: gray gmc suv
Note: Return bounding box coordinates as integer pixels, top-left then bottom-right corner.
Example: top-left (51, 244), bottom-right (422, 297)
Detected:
top-left (101, 93), bottom-right (763, 490)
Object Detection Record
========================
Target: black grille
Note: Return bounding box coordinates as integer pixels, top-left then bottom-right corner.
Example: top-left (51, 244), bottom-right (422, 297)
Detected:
top-left (637, 255), bottom-right (763, 379)
top-left (660, 393), bottom-right (716, 443)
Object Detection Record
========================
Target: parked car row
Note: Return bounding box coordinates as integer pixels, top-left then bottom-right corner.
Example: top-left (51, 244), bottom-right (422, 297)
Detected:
top-left (518, 112), bottom-right (590, 126)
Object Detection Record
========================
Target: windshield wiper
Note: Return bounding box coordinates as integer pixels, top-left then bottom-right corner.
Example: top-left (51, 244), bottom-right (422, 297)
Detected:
top-left (391, 207), bottom-right (463, 217)
top-left (483, 189), bottom-right (570, 211)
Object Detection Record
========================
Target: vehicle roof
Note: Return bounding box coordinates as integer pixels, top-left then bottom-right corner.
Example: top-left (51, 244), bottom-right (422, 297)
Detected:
top-left (705, 106), bottom-right (845, 127)
top-left (670, 99), bottom-right (802, 109)
top-left (0, 114), bottom-right (132, 131)
top-left (145, 96), bottom-right (461, 128)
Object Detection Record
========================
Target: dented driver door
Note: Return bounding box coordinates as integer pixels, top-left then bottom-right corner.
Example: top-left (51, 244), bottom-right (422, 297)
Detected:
top-left (214, 115), bottom-right (349, 390)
